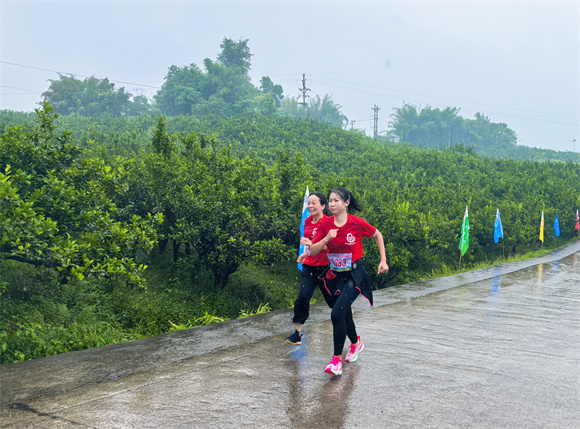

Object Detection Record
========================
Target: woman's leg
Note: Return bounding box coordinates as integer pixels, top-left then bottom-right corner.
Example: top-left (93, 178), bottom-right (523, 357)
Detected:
top-left (330, 278), bottom-right (360, 356)
top-left (318, 277), bottom-right (335, 309)
top-left (292, 266), bottom-right (321, 325)
top-left (344, 306), bottom-right (358, 344)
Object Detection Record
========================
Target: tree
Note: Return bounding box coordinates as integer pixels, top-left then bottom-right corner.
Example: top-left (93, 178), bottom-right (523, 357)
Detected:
top-left (126, 125), bottom-right (302, 288)
top-left (153, 64), bottom-right (204, 116)
top-left (217, 37), bottom-right (253, 74)
top-left (279, 94), bottom-right (348, 128)
top-left (42, 75), bottom-right (151, 117)
top-left (388, 103), bottom-right (420, 144)
top-left (465, 113), bottom-right (517, 150)
top-left (151, 116), bottom-right (173, 157)
top-left (307, 94), bottom-right (348, 128)
top-left (155, 37), bottom-right (262, 117)
top-left (388, 103), bottom-right (516, 151)
top-left (388, 104), bottom-right (463, 149)
top-left (260, 76), bottom-right (284, 107)
top-left (198, 57), bottom-right (258, 109)
top-left (0, 102), bottom-right (161, 286)
top-left (279, 97), bottom-right (302, 120)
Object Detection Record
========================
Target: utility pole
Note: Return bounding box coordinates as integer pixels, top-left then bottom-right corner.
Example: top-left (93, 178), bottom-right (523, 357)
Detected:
top-left (298, 73), bottom-right (310, 120)
top-left (350, 120), bottom-right (356, 130)
top-left (372, 105), bottom-right (380, 139)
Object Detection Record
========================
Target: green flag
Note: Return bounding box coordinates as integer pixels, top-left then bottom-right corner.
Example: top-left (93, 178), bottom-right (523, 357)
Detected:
top-left (459, 206), bottom-right (469, 256)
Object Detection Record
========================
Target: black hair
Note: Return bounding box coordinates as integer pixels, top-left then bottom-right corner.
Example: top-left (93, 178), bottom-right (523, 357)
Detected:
top-left (329, 187), bottom-right (363, 213)
top-left (310, 191), bottom-right (332, 216)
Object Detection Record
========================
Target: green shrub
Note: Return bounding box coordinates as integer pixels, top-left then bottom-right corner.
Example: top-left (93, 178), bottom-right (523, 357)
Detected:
top-left (0, 321), bottom-right (141, 364)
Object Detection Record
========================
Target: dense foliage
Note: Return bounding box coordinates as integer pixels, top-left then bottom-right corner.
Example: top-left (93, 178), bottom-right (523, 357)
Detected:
top-left (129, 116), bottom-right (306, 287)
top-left (2, 36), bottom-right (579, 364)
top-left (278, 95), bottom-right (349, 128)
top-left (42, 75), bottom-right (152, 117)
top-left (1, 103), bottom-right (161, 286)
top-left (1, 103), bottom-right (578, 364)
top-left (388, 104), bottom-right (517, 151)
top-left (34, 38), bottom-right (347, 129)
top-left (387, 103), bottom-right (578, 162)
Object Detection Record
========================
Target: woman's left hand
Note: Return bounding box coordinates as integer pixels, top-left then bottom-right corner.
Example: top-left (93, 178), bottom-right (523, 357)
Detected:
top-left (377, 261), bottom-right (389, 274)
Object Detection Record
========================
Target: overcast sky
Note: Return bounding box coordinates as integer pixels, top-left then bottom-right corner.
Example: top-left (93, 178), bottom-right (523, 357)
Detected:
top-left (1, 1), bottom-right (578, 152)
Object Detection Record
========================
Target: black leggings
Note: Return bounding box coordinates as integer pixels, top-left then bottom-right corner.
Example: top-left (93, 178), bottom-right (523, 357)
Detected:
top-left (292, 265), bottom-right (332, 325)
top-left (330, 275), bottom-right (360, 356)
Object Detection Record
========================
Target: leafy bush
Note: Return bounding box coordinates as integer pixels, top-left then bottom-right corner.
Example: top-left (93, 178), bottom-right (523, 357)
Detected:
top-left (1, 105), bottom-right (577, 365)
top-left (0, 321), bottom-right (141, 364)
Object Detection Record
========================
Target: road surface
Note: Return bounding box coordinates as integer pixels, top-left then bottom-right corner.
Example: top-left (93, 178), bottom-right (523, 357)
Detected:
top-left (1, 241), bottom-right (579, 428)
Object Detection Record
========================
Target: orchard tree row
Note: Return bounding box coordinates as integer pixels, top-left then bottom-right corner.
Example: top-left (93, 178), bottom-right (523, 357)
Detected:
top-left (3, 103), bottom-right (578, 289)
top-left (1, 103), bottom-right (578, 364)
top-left (8, 36), bottom-right (566, 160)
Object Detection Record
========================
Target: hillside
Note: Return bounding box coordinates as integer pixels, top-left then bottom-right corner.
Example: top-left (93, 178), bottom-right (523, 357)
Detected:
top-left (1, 106), bottom-right (578, 364)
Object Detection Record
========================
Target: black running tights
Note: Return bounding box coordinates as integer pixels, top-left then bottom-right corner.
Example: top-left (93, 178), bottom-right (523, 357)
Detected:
top-left (330, 277), bottom-right (360, 356)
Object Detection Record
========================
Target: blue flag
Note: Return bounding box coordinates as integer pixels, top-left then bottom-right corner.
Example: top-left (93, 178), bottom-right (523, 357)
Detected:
top-left (494, 208), bottom-right (503, 244)
top-left (298, 186), bottom-right (310, 271)
top-left (554, 214), bottom-right (560, 237)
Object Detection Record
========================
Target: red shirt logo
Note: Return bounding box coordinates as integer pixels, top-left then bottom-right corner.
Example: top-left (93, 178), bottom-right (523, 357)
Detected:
top-left (346, 233), bottom-right (356, 245)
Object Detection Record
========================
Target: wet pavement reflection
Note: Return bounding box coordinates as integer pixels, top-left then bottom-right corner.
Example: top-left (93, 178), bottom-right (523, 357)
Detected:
top-left (1, 241), bottom-right (579, 428)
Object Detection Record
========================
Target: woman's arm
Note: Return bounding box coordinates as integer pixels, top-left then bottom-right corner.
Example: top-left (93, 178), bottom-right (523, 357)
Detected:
top-left (296, 249), bottom-right (308, 264)
top-left (298, 237), bottom-right (327, 260)
top-left (309, 229), bottom-right (337, 256)
top-left (372, 229), bottom-right (389, 274)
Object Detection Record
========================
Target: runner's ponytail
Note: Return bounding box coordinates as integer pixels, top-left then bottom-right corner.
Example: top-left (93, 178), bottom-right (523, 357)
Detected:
top-left (329, 187), bottom-right (363, 213)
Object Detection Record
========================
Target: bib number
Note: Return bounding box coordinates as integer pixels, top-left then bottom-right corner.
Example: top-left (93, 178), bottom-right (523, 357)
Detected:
top-left (328, 253), bottom-right (352, 271)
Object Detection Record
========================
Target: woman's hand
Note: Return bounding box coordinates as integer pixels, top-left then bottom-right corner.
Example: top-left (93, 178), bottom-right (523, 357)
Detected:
top-left (377, 261), bottom-right (389, 274)
top-left (326, 229), bottom-right (338, 241)
top-left (310, 230), bottom-right (337, 256)
top-left (297, 253), bottom-right (307, 264)
top-left (372, 229), bottom-right (389, 275)
top-left (300, 237), bottom-right (313, 246)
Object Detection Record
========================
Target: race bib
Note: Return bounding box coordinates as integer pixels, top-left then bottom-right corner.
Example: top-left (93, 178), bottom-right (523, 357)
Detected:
top-left (328, 253), bottom-right (353, 271)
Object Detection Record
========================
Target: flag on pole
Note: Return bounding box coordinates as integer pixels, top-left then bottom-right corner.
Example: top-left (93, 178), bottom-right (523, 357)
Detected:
top-left (459, 206), bottom-right (470, 256)
top-left (576, 209), bottom-right (579, 231)
top-left (539, 211), bottom-right (544, 243)
top-left (553, 214), bottom-right (560, 237)
top-left (298, 186), bottom-right (310, 271)
top-left (494, 208), bottom-right (503, 244)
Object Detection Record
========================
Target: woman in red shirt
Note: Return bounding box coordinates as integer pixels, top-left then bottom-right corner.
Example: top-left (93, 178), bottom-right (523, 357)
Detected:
top-left (285, 192), bottom-right (334, 346)
top-left (310, 187), bottom-right (389, 375)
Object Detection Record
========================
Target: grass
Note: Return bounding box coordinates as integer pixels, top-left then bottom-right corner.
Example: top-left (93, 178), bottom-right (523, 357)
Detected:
top-left (418, 238), bottom-right (577, 281)
top-left (3, 238), bottom-right (577, 364)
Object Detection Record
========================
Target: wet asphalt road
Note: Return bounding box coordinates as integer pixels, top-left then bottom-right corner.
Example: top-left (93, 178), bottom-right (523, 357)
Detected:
top-left (1, 241), bottom-right (579, 428)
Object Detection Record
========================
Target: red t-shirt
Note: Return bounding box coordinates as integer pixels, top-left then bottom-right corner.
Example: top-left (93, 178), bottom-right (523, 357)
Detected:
top-left (303, 215), bottom-right (330, 266)
top-left (313, 214), bottom-right (376, 270)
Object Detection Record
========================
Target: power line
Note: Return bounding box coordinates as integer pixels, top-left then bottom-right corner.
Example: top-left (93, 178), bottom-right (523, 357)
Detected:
top-left (308, 73), bottom-right (577, 120)
top-left (2, 62), bottom-right (577, 130)
top-left (0, 60), bottom-right (161, 89)
top-left (308, 76), bottom-right (577, 129)
top-left (0, 84), bottom-right (42, 95)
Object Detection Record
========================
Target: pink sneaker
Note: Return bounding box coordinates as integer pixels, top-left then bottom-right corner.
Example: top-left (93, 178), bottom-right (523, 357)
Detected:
top-left (345, 337), bottom-right (364, 362)
top-left (324, 355), bottom-right (343, 375)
